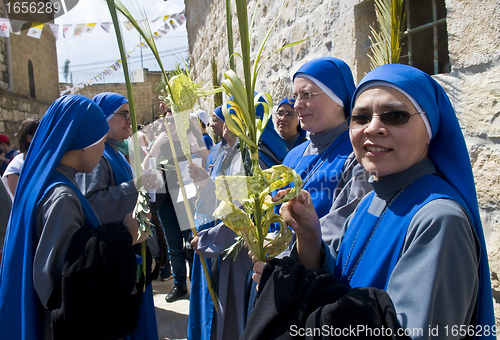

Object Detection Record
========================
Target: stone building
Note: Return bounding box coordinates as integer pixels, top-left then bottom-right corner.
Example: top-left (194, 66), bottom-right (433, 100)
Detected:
top-left (0, 3), bottom-right (59, 147)
top-left (184, 0), bottom-right (500, 324)
top-left (68, 68), bottom-right (165, 125)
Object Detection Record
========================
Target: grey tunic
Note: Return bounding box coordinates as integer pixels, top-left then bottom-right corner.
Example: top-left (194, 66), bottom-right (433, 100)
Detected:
top-left (327, 160), bottom-right (479, 339)
top-left (75, 139), bottom-right (137, 224)
top-left (33, 164), bottom-right (88, 340)
top-left (34, 164), bottom-right (86, 308)
top-left (0, 180), bottom-right (11, 259)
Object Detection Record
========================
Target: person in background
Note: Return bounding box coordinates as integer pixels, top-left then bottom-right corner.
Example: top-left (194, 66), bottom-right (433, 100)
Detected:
top-left (76, 92), bottom-right (159, 340)
top-left (141, 107), bottom-right (207, 302)
top-left (194, 109), bottom-right (214, 151)
top-left (0, 134), bottom-right (19, 176)
top-left (187, 105), bottom-right (252, 340)
top-left (274, 97), bottom-right (307, 151)
top-left (2, 118), bottom-right (40, 199)
top-left (245, 64), bottom-right (495, 340)
top-left (0, 95), bottom-right (148, 339)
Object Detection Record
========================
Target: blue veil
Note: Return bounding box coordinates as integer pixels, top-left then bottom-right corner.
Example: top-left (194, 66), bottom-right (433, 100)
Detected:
top-left (92, 92), bottom-right (133, 184)
top-left (353, 64), bottom-right (495, 332)
top-left (293, 56), bottom-right (356, 118)
top-left (0, 95), bottom-right (108, 340)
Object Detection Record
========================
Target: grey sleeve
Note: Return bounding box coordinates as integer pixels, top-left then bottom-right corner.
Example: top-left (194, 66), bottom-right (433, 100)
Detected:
top-left (33, 185), bottom-right (85, 307)
top-left (320, 160), bottom-right (372, 245)
top-left (195, 177), bottom-right (218, 219)
top-left (386, 199), bottom-right (479, 340)
top-left (75, 157), bottom-right (138, 225)
top-left (196, 222), bottom-right (239, 258)
top-left (0, 180), bottom-right (12, 255)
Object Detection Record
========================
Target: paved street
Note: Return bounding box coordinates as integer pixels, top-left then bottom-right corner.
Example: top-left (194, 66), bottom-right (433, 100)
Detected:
top-left (152, 278), bottom-right (190, 340)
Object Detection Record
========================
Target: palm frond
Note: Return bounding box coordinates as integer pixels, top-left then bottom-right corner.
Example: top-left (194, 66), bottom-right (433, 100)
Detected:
top-left (368, 0), bottom-right (405, 69)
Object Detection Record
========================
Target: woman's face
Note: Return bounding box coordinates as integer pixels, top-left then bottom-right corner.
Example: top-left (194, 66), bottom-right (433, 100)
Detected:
top-left (165, 111), bottom-right (178, 140)
top-left (292, 77), bottom-right (345, 134)
top-left (275, 103), bottom-right (299, 140)
top-left (350, 86), bottom-right (430, 179)
top-left (107, 103), bottom-right (131, 141)
top-left (82, 135), bottom-right (107, 172)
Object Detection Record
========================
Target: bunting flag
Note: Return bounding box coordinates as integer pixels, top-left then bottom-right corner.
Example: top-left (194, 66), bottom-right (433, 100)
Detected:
top-left (161, 24), bottom-right (170, 34)
top-left (48, 23), bottom-right (59, 40)
top-left (10, 20), bottom-right (26, 35)
top-left (0, 19), bottom-right (11, 38)
top-left (62, 24), bottom-right (72, 38)
top-left (0, 10), bottom-right (185, 40)
top-left (168, 18), bottom-right (179, 30)
top-left (122, 21), bottom-right (134, 31)
top-left (175, 11), bottom-right (186, 25)
top-left (73, 23), bottom-right (85, 36)
top-left (26, 22), bottom-right (43, 39)
top-left (101, 22), bottom-right (112, 33)
top-left (84, 23), bottom-right (96, 34)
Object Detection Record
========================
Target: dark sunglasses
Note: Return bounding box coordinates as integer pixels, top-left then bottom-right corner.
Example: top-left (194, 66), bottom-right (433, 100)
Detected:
top-left (346, 111), bottom-right (424, 129)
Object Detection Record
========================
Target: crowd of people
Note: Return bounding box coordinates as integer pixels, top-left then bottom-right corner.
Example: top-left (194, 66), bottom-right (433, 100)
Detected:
top-left (0, 57), bottom-right (495, 340)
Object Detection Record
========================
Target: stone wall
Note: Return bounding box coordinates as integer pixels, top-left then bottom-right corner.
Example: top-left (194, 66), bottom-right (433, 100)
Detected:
top-left (0, 88), bottom-right (48, 149)
top-left (71, 81), bottom-right (162, 125)
top-left (185, 0), bottom-right (500, 326)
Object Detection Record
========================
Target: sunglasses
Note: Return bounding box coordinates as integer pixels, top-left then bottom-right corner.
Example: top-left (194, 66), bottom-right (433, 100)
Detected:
top-left (346, 111), bottom-right (424, 129)
top-left (115, 111), bottom-right (131, 121)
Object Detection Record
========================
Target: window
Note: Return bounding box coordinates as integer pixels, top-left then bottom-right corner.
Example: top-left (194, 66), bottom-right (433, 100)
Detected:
top-left (28, 60), bottom-right (35, 98)
top-left (400, 0), bottom-right (450, 75)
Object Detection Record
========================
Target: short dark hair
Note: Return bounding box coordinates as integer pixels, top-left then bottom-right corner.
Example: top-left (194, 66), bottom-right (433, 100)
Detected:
top-left (18, 118), bottom-right (40, 153)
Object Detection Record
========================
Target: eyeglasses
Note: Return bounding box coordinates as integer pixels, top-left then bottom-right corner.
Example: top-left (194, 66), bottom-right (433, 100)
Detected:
top-left (346, 111), bottom-right (424, 129)
top-left (115, 112), bottom-right (131, 121)
top-left (292, 91), bottom-right (324, 102)
top-left (275, 110), bottom-right (296, 118)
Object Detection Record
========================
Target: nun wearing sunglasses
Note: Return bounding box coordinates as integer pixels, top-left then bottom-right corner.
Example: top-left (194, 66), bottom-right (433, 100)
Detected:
top-left (244, 64), bottom-right (495, 340)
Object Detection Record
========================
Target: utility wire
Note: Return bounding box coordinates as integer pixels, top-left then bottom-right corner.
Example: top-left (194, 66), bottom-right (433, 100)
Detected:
top-left (59, 44), bottom-right (188, 71)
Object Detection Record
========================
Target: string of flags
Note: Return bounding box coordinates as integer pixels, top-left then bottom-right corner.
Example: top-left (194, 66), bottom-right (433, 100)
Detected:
top-left (0, 10), bottom-right (186, 40)
top-left (59, 10), bottom-right (186, 96)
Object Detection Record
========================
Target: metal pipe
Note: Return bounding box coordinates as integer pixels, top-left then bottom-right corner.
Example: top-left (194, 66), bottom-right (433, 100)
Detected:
top-left (402, 18), bottom-right (446, 36)
top-left (406, 1), bottom-right (412, 66)
top-left (432, 0), bottom-right (439, 74)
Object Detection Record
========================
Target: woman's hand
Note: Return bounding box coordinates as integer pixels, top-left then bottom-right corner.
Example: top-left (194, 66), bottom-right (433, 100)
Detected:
top-left (251, 261), bottom-right (266, 290)
top-left (275, 189), bottom-right (323, 270)
top-left (191, 235), bottom-right (200, 254)
top-left (188, 162), bottom-right (209, 183)
top-left (123, 212), bottom-right (148, 245)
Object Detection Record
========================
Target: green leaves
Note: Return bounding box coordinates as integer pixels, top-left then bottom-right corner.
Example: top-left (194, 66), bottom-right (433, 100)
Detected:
top-left (133, 188), bottom-right (154, 240)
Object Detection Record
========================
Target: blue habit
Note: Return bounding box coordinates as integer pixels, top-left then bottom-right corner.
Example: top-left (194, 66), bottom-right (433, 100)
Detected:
top-left (0, 95), bottom-right (108, 340)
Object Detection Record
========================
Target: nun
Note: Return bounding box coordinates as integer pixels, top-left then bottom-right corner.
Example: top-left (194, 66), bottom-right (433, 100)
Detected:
top-left (246, 64), bottom-right (495, 340)
top-left (0, 95), bottom-right (147, 340)
top-left (277, 57), bottom-right (372, 243)
top-left (274, 97), bottom-right (307, 152)
top-left (75, 92), bottom-right (159, 340)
